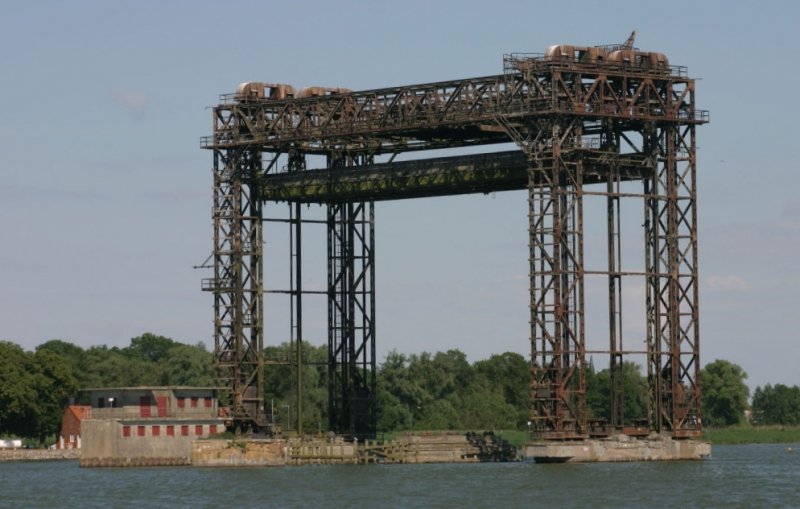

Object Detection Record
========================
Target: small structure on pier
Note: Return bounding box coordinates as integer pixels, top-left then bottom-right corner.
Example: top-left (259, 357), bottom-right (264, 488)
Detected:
top-left (80, 387), bottom-right (227, 467)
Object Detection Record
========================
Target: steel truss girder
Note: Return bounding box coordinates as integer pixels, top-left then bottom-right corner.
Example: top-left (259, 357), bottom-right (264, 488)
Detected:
top-left (258, 150), bottom-right (652, 203)
top-left (206, 147), bottom-right (265, 432)
top-left (202, 62), bottom-right (706, 154)
top-left (327, 154), bottom-right (377, 440)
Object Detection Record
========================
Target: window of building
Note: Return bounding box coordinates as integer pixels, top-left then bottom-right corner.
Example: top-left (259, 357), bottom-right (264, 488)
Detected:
top-left (210, 425), bottom-right (218, 435)
top-left (181, 425), bottom-right (189, 437)
top-left (190, 397), bottom-right (198, 408)
top-left (195, 425), bottom-right (203, 436)
top-left (204, 397), bottom-right (212, 408)
top-left (156, 396), bottom-right (168, 417)
top-left (122, 426), bottom-right (131, 438)
top-left (166, 425), bottom-right (175, 437)
top-left (98, 397), bottom-right (105, 408)
top-left (177, 397), bottom-right (185, 409)
top-left (137, 426), bottom-right (145, 437)
top-left (152, 425), bottom-right (161, 437)
top-left (140, 396), bottom-right (151, 418)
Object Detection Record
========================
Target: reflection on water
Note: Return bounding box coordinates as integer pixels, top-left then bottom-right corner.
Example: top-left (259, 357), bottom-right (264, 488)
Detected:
top-left (0, 444), bottom-right (798, 508)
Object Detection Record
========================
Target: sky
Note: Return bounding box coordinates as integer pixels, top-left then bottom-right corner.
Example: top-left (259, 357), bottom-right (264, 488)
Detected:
top-left (1, 0), bottom-right (798, 391)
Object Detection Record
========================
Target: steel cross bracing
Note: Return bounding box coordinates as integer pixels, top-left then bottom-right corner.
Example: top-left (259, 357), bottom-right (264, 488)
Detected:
top-left (202, 148), bottom-right (265, 432)
top-left (202, 53), bottom-right (707, 440)
top-left (201, 58), bottom-right (706, 155)
top-left (644, 123), bottom-right (701, 437)
top-left (326, 155), bottom-right (376, 438)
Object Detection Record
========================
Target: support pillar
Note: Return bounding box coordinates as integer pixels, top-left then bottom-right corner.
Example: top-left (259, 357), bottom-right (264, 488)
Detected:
top-left (327, 153), bottom-right (377, 440)
top-left (645, 119), bottom-right (701, 437)
top-left (525, 119), bottom-right (587, 439)
top-left (206, 147), bottom-right (265, 433)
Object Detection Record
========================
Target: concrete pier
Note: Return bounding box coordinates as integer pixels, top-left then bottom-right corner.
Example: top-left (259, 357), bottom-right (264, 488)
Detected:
top-left (192, 438), bottom-right (358, 467)
top-left (191, 432), bottom-right (518, 466)
top-left (524, 435), bottom-right (711, 463)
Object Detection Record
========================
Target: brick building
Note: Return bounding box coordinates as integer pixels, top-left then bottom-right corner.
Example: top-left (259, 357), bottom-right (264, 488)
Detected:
top-left (80, 387), bottom-right (227, 467)
top-left (57, 405), bottom-right (92, 449)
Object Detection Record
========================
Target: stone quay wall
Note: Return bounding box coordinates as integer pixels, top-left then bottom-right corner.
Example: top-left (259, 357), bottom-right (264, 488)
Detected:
top-left (0, 449), bottom-right (80, 462)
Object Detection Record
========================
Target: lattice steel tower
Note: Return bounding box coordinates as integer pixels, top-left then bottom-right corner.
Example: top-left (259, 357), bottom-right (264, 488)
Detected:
top-left (202, 35), bottom-right (707, 440)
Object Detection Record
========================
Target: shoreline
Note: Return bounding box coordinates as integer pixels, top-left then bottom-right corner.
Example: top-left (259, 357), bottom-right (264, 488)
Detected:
top-left (0, 449), bottom-right (80, 462)
top-left (4, 426), bottom-right (800, 463)
top-left (701, 425), bottom-right (800, 445)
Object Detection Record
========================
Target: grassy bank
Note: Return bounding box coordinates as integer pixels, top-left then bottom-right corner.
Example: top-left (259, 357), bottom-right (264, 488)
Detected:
top-left (702, 425), bottom-right (800, 445)
top-left (382, 426), bottom-right (800, 447)
top-left (502, 427), bottom-right (800, 446)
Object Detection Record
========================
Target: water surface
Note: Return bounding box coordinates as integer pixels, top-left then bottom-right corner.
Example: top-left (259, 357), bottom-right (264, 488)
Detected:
top-left (1, 444), bottom-right (797, 508)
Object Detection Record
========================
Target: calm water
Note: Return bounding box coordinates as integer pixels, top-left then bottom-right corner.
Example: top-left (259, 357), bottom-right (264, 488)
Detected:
top-left (1, 444), bottom-right (798, 509)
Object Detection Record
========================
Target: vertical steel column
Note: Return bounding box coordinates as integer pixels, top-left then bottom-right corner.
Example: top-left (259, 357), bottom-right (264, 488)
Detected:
top-left (293, 202), bottom-right (303, 434)
top-left (327, 153), bottom-right (377, 440)
top-left (645, 115), bottom-right (701, 437)
top-left (288, 151), bottom-right (305, 435)
top-left (527, 117), bottom-right (587, 439)
top-left (207, 147), bottom-right (264, 433)
top-left (605, 125), bottom-right (624, 429)
top-left (644, 122), bottom-right (661, 432)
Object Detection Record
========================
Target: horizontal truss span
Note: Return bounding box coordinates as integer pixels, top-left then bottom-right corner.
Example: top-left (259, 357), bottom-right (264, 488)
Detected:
top-left (259, 150), bottom-right (651, 203)
top-left (202, 60), bottom-right (708, 154)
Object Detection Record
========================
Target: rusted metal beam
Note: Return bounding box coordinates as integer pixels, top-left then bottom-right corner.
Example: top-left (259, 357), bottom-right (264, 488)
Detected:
top-left (258, 150), bottom-right (651, 203)
top-left (202, 60), bottom-right (707, 154)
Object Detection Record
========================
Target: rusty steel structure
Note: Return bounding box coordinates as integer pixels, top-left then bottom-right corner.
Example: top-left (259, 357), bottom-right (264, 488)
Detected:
top-left (202, 34), bottom-right (707, 440)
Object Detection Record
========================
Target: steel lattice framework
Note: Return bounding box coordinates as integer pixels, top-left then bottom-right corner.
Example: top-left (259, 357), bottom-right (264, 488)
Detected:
top-left (202, 148), bottom-right (265, 431)
top-left (202, 43), bottom-right (707, 440)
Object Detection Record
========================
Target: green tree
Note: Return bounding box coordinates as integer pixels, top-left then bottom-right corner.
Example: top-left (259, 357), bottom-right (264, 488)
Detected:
top-left (376, 349), bottom-right (532, 432)
top-left (459, 388), bottom-right (518, 429)
top-left (701, 359), bottom-right (749, 426)
top-left (123, 333), bottom-right (177, 363)
top-left (262, 342), bottom-right (330, 433)
top-left (473, 352), bottom-right (529, 428)
top-left (299, 344), bottom-right (329, 433)
top-left (376, 384), bottom-right (412, 431)
top-left (407, 350), bottom-right (472, 406)
top-left (586, 360), bottom-right (648, 425)
top-left (2, 335), bottom-right (221, 441)
top-left (31, 349), bottom-right (78, 441)
top-left (159, 342), bottom-right (213, 386)
top-left (77, 345), bottom-right (156, 387)
top-left (751, 384), bottom-right (800, 425)
top-left (0, 341), bottom-right (39, 437)
top-left (36, 339), bottom-right (85, 369)
top-left (376, 351), bottom-right (419, 431)
top-left (416, 399), bottom-right (460, 430)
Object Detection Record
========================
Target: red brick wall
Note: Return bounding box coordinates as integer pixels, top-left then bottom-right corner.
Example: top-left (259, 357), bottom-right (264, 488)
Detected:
top-left (58, 406), bottom-right (90, 449)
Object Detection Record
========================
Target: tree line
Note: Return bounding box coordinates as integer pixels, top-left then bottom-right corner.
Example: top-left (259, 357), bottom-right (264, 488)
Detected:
top-left (1, 333), bottom-right (799, 443)
top-left (0, 334), bottom-right (212, 442)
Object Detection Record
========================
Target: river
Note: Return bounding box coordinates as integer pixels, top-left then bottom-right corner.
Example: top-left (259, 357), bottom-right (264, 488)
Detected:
top-left (0, 444), bottom-right (797, 508)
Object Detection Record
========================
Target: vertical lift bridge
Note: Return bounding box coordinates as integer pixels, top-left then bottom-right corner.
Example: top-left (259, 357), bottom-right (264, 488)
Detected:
top-left (201, 34), bottom-right (708, 440)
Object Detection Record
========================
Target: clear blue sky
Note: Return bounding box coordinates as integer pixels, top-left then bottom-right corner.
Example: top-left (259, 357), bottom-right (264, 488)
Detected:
top-left (1, 0), bottom-right (798, 391)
